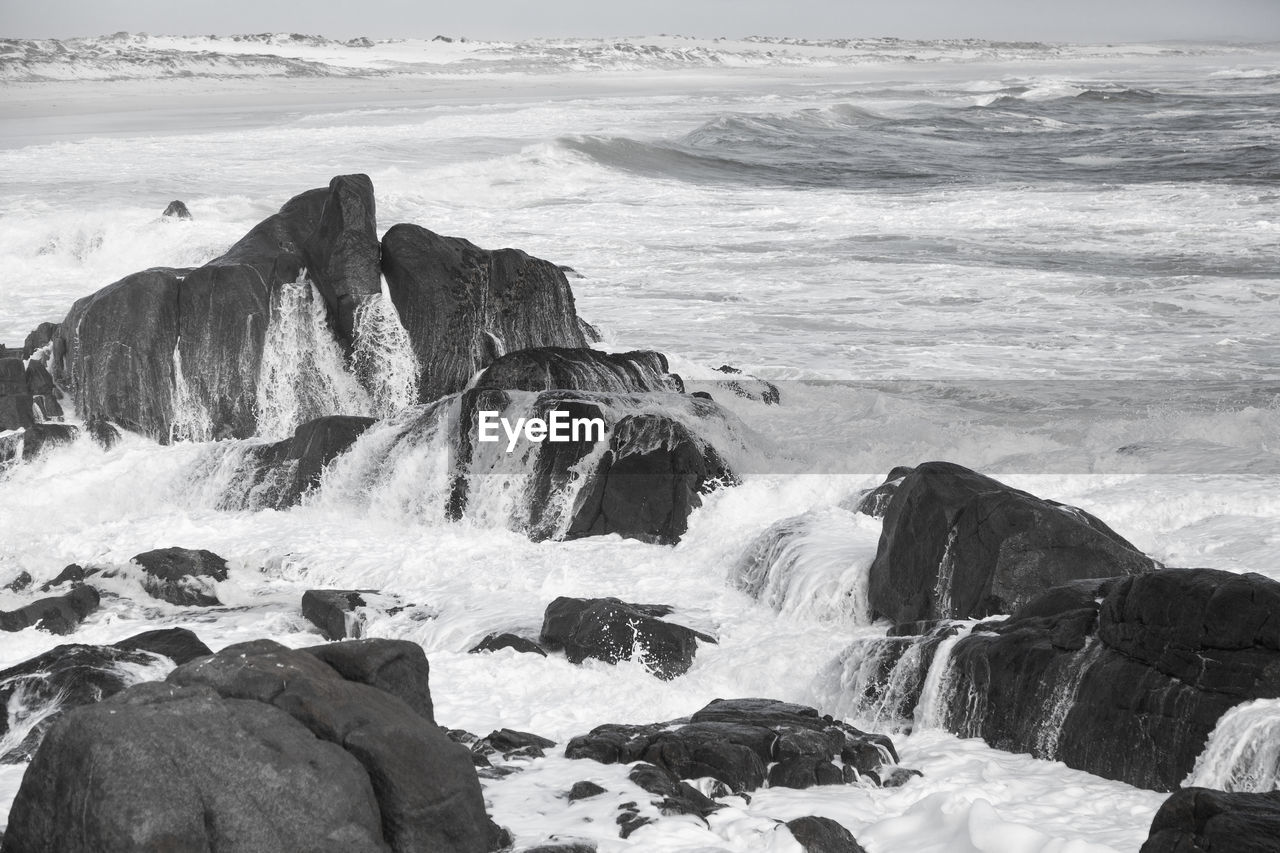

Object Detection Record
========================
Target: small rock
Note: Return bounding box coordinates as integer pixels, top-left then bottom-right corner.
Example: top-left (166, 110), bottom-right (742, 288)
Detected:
top-left (786, 816), bottom-right (868, 853)
top-left (162, 200), bottom-right (192, 220)
top-left (469, 632), bottom-right (548, 656)
top-left (567, 781), bottom-right (606, 802)
top-left (131, 547), bottom-right (228, 607)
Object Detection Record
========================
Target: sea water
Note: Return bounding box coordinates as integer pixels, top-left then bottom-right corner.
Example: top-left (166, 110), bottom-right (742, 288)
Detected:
top-left (0, 34), bottom-right (1277, 851)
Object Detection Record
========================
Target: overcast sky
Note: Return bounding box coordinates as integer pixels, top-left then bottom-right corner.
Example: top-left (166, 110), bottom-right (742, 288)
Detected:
top-left (7, 0), bottom-right (1280, 42)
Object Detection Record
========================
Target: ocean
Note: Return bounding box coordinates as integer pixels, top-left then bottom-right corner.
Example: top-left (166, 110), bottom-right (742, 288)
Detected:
top-left (0, 33), bottom-right (1278, 851)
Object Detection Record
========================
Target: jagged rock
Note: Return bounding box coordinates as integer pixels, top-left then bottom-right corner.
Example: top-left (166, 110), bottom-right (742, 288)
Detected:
top-left (474, 347), bottom-right (683, 394)
top-left (469, 632), bottom-right (548, 656)
top-left (131, 546), bottom-right (228, 607)
top-left (786, 816), bottom-right (867, 853)
top-left (942, 568), bottom-right (1280, 790)
top-left (303, 638), bottom-right (436, 725)
top-left (381, 223), bottom-right (587, 403)
top-left (113, 627), bottom-right (212, 665)
top-left (1140, 788), bottom-right (1280, 853)
top-left (628, 762), bottom-right (721, 817)
top-left (22, 322), bottom-right (58, 358)
top-left (53, 175), bottom-right (380, 441)
top-left (303, 588), bottom-right (377, 640)
top-left (162, 640), bottom-right (505, 852)
top-left (540, 597), bottom-right (715, 680)
top-left (567, 781), bottom-right (606, 801)
top-left (85, 418), bottom-right (120, 449)
top-left (850, 466), bottom-right (915, 518)
top-left (564, 413), bottom-right (736, 545)
top-left (221, 415), bottom-right (376, 510)
top-left (162, 199), bottom-right (192, 219)
top-left (566, 697), bottom-right (900, 795)
top-left (869, 461), bottom-right (1157, 623)
top-left (0, 585), bottom-right (99, 634)
top-left (39, 563), bottom-right (93, 591)
top-left (0, 640), bottom-right (164, 763)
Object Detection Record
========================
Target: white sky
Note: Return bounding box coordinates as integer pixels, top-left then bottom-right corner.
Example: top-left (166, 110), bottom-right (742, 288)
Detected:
top-left (5, 0), bottom-right (1280, 42)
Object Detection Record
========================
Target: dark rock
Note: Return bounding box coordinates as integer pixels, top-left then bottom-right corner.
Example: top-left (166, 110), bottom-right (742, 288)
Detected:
top-left (305, 638), bottom-right (436, 725)
top-left (566, 697), bottom-right (901, 795)
top-left (303, 588), bottom-right (376, 640)
top-left (21, 423), bottom-right (79, 460)
top-left (851, 466), bottom-right (915, 518)
top-left (85, 418), bottom-right (120, 449)
top-left (869, 461), bottom-right (1157, 623)
top-left (942, 568), bottom-right (1280, 790)
top-left (475, 347), bottom-right (683, 394)
top-left (1, 682), bottom-right (390, 852)
top-left (3, 570), bottom-right (31, 592)
top-left (22, 322), bottom-right (59, 358)
top-left (469, 632), bottom-right (548, 656)
top-left (628, 763), bottom-right (721, 817)
top-left (0, 393), bottom-right (34, 431)
top-left (768, 756), bottom-right (844, 789)
top-left (578, 316), bottom-right (602, 342)
top-left (710, 364), bottom-right (780, 404)
top-left (565, 413), bottom-right (736, 545)
top-left (302, 174), bottom-right (382, 344)
top-left (786, 816), bottom-right (868, 853)
top-left (24, 358), bottom-right (56, 397)
top-left (32, 393), bottom-right (63, 420)
top-left (162, 200), bottom-right (192, 219)
top-left (0, 641), bottom-right (162, 763)
top-left (0, 585), bottom-right (100, 634)
top-left (165, 640), bottom-right (504, 852)
top-left (39, 563), bottom-right (93, 592)
top-left (540, 596), bottom-right (715, 680)
top-left (381, 223), bottom-right (587, 403)
top-left (567, 781), bottom-right (606, 801)
top-left (220, 414), bottom-right (377, 510)
top-left (113, 627), bottom-right (212, 665)
top-left (0, 357), bottom-right (26, 396)
top-left (474, 728), bottom-right (557, 760)
top-left (1140, 788), bottom-right (1280, 853)
top-left (131, 546), bottom-right (228, 607)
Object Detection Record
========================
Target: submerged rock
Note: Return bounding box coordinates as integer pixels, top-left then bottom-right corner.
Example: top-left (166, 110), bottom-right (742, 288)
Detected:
top-left (540, 597), bottom-right (715, 680)
top-left (381, 223), bottom-right (587, 403)
top-left (868, 461), bottom-right (1157, 623)
top-left (131, 546), bottom-right (228, 607)
top-left (0, 585), bottom-right (100, 635)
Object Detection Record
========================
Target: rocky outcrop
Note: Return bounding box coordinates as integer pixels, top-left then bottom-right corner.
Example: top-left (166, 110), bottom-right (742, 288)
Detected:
top-left (51, 174), bottom-right (380, 442)
top-left (2, 639), bottom-right (506, 853)
top-left (1140, 788), bottom-right (1280, 853)
top-left (540, 597), bottom-right (715, 680)
top-left (566, 698), bottom-right (902, 794)
top-left (381, 224), bottom-right (587, 403)
top-left (475, 347), bottom-right (683, 394)
top-left (868, 461), bottom-right (1157, 623)
top-left (941, 568), bottom-right (1280, 790)
top-left (131, 546), bottom-right (228, 607)
top-left (0, 585), bottom-right (99, 634)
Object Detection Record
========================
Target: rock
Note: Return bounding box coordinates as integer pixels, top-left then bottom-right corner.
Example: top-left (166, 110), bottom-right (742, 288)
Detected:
top-left (39, 563), bottom-right (93, 591)
top-left (21, 423), bottom-right (78, 460)
top-left (567, 781), bottom-right (606, 801)
top-left (31, 393), bottom-right (63, 420)
top-left (0, 357), bottom-right (27, 395)
top-left (0, 641), bottom-right (165, 762)
top-left (566, 697), bottom-right (901, 796)
top-left (475, 347), bottom-right (683, 394)
top-left (469, 632), bottom-right (548, 656)
top-left (868, 461), bottom-right (1158, 623)
top-left (3, 570), bottom-right (31, 592)
top-left (24, 358), bottom-right (56, 397)
top-left (942, 568), bottom-right (1280, 790)
top-left (302, 173), bottom-right (382, 343)
top-left (131, 546), bottom-right (228, 607)
top-left (166, 640), bottom-right (505, 852)
top-left (303, 588), bottom-right (377, 640)
top-left (522, 844), bottom-right (596, 853)
top-left (54, 175), bottom-right (379, 441)
top-left (540, 597), bottom-right (715, 680)
top-left (578, 317), bottom-right (602, 342)
top-left (0, 585), bottom-right (100, 634)
top-left (381, 223), bottom-right (587, 403)
top-left (303, 638), bottom-right (436, 725)
top-left (850, 466), bottom-right (915, 518)
top-left (113, 627), bottom-right (212, 665)
top-left (162, 199), bottom-right (192, 219)
top-left (564, 413), bottom-right (736, 545)
top-left (219, 415), bottom-right (376, 510)
top-left (628, 762), bottom-right (720, 817)
top-left (22, 322), bottom-right (58, 358)
top-left (1, 682), bottom-right (390, 852)
top-left (1140, 788), bottom-right (1280, 853)
top-left (85, 418), bottom-right (120, 449)
top-left (711, 364), bottom-right (781, 405)
top-left (473, 729), bottom-right (557, 760)
top-left (0, 394), bottom-right (34, 431)
top-left (786, 816), bottom-right (868, 853)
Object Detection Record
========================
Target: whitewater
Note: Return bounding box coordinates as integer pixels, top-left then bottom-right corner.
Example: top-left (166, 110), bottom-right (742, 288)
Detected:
top-left (1, 33), bottom-right (1278, 852)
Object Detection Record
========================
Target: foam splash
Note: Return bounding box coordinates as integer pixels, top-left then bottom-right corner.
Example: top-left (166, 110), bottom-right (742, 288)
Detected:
top-left (1184, 699), bottom-right (1280, 792)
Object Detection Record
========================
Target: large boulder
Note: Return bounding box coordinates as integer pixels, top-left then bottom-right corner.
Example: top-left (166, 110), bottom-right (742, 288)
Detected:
top-left (565, 697), bottom-right (902, 794)
top-left (474, 347), bottom-right (683, 394)
top-left (868, 461), bottom-right (1157, 622)
top-left (381, 224), bottom-right (587, 403)
top-left (1140, 788), bottom-right (1280, 853)
top-left (940, 568), bottom-right (1280, 790)
top-left (51, 175), bottom-right (380, 442)
top-left (131, 546), bottom-right (229, 607)
top-left (302, 638), bottom-right (436, 725)
top-left (540, 597), bottom-right (714, 680)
